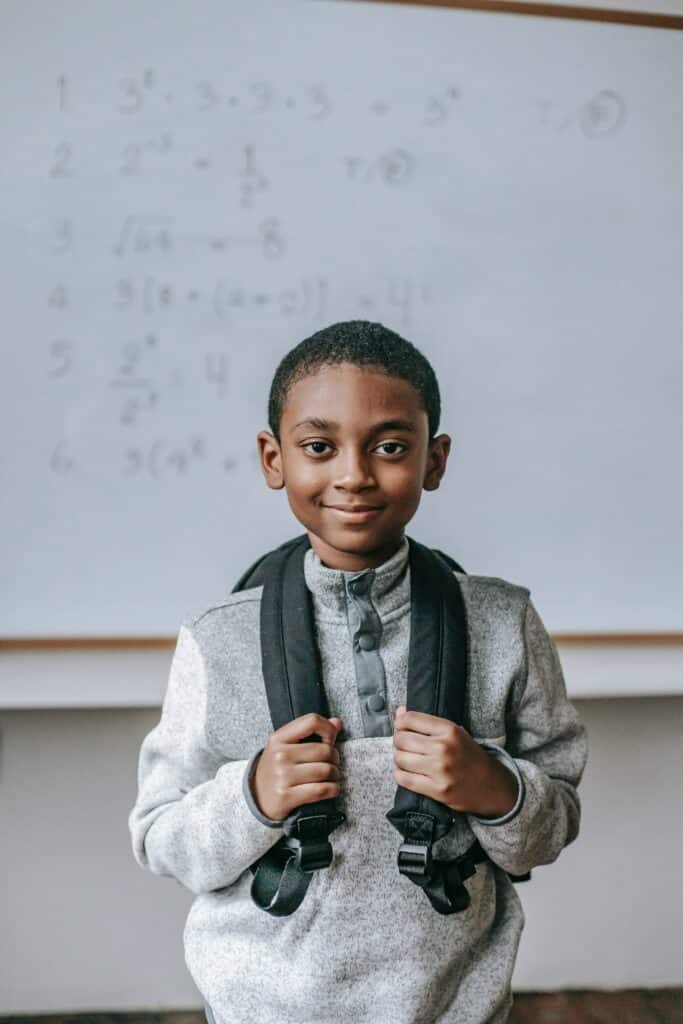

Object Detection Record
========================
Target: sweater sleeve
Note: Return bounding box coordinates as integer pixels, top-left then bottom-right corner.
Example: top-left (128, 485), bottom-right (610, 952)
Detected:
top-left (467, 596), bottom-right (589, 877)
top-left (128, 623), bottom-right (285, 895)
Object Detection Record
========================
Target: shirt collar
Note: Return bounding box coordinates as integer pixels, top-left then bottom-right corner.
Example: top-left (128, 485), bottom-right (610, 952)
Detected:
top-left (303, 536), bottom-right (410, 622)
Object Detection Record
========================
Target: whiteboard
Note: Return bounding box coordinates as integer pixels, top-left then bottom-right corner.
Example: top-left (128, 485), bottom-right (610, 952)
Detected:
top-left (2, 0), bottom-right (682, 638)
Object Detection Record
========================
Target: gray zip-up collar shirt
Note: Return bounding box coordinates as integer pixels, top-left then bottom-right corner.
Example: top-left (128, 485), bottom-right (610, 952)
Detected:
top-left (129, 535), bottom-right (588, 1024)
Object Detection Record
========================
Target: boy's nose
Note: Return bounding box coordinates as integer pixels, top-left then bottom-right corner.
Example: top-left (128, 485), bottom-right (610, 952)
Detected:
top-left (333, 450), bottom-right (376, 490)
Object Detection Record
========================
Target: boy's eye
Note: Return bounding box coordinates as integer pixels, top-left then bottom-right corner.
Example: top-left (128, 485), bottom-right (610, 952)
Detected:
top-left (302, 441), bottom-right (332, 456)
top-left (375, 441), bottom-right (406, 456)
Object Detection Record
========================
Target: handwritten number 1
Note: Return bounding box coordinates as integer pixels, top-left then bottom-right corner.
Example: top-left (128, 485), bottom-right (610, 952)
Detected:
top-left (57, 74), bottom-right (69, 113)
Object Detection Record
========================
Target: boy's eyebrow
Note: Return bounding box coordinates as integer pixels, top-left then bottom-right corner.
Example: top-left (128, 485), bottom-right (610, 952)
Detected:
top-left (290, 417), bottom-right (417, 435)
top-left (291, 418), bottom-right (333, 433)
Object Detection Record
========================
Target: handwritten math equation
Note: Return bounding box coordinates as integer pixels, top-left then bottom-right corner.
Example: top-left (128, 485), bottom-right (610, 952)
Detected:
top-left (50, 133), bottom-right (426, 204)
top-left (56, 69), bottom-right (462, 125)
top-left (49, 434), bottom-right (261, 481)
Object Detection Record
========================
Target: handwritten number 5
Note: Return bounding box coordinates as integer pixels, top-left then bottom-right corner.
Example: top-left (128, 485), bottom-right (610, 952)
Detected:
top-left (118, 78), bottom-right (143, 114)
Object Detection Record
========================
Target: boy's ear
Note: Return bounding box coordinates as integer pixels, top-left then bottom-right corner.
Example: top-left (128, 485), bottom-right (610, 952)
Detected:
top-left (423, 433), bottom-right (451, 492)
top-left (257, 430), bottom-right (285, 490)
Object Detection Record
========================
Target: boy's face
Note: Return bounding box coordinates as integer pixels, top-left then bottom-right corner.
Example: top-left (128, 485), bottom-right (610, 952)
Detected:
top-left (257, 362), bottom-right (451, 571)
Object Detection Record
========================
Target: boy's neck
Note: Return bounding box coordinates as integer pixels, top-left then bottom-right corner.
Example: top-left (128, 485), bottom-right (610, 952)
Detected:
top-left (307, 531), bottom-right (405, 572)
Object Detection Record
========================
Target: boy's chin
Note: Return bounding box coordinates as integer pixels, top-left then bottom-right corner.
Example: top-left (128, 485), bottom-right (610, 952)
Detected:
top-left (309, 524), bottom-right (402, 556)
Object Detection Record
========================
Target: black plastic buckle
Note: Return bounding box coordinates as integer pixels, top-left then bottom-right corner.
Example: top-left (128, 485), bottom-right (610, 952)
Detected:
top-left (286, 814), bottom-right (334, 872)
top-left (397, 841), bottom-right (433, 879)
top-left (288, 838), bottom-right (333, 872)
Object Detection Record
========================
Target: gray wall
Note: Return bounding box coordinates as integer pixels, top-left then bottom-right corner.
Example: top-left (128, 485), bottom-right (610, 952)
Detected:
top-left (1, 695), bottom-right (682, 1012)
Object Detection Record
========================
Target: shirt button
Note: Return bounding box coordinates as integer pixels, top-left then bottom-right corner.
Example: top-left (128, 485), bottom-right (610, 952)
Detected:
top-left (349, 574), bottom-right (370, 596)
top-left (367, 693), bottom-right (386, 712)
top-left (357, 633), bottom-right (377, 651)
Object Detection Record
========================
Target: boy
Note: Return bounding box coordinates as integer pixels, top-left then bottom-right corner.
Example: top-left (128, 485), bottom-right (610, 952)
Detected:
top-left (128, 320), bottom-right (588, 1024)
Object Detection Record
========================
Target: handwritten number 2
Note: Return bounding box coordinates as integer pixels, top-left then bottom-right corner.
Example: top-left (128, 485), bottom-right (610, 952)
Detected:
top-left (50, 142), bottom-right (74, 177)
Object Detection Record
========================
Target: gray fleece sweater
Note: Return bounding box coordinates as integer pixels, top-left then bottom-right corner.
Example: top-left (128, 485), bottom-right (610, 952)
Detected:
top-left (128, 536), bottom-right (588, 1024)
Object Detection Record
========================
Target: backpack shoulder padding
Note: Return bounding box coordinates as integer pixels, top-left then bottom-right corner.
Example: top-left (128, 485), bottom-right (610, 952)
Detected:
top-left (231, 534), bottom-right (308, 593)
top-left (431, 548), bottom-right (467, 576)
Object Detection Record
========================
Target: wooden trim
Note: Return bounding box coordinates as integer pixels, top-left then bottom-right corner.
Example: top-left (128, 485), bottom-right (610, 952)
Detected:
top-left (0, 636), bottom-right (176, 651)
top-left (553, 632), bottom-right (683, 645)
top-left (1, 632), bottom-right (682, 650)
top-left (350, 0), bottom-right (683, 30)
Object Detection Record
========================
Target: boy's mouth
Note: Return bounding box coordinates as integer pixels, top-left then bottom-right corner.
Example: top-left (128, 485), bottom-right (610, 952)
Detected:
top-left (323, 503), bottom-right (384, 522)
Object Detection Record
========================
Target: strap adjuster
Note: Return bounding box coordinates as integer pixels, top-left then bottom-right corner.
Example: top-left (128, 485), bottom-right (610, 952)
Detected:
top-left (285, 814), bottom-right (334, 872)
top-left (287, 837), bottom-right (333, 872)
top-left (397, 841), bottom-right (433, 878)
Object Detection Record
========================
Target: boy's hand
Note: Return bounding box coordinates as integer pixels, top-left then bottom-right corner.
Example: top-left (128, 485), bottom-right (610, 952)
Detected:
top-left (252, 713), bottom-right (343, 821)
top-left (392, 706), bottom-right (518, 819)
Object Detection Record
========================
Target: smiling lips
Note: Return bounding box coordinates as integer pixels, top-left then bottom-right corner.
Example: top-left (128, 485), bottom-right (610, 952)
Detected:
top-left (324, 504), bottom-right (384, 521)
top-left (326, 504), bottom-right (381, 511)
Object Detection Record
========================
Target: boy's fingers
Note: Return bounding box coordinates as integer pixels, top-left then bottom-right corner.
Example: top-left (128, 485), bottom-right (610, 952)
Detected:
top-left (277, 712), bottom-right (342, 745)
top-left (288, 780), bottom-right (341, 803)
top-left (394, 709), bottom-right (454, 736)
top-left (288, 741), bottom-right (341, 765)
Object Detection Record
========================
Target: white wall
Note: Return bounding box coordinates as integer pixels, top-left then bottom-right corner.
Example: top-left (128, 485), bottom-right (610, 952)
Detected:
top-left (1, 689), bottom-right (682, 1011)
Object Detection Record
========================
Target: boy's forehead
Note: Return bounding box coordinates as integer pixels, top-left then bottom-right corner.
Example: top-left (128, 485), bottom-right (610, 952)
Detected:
top-left (283, 363), bottom-right (425, 424)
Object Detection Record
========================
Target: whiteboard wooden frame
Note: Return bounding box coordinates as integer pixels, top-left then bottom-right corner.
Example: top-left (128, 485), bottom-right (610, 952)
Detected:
top-left (1, 633), bottom-right (682, 650)
top-left (3, 0), bottom-right (681, 656)
top-left (1, 638), bottom-right (682, 706)
top-left (354, 0), bottom-right (683, 30)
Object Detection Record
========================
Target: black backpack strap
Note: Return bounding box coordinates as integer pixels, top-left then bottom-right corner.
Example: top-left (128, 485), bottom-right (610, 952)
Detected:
top-left (230, 534), bottom-right (304, 594)
top-left (431, 548), bottom-right (466, 576)
top-left (386, 537), bottom-right (481, 915)
top-left (234, 534), bottom-right (345, 916)
top-left (231, 551), bottom-right (274, 592)
top-left (390, 543), bottom-right (531, 900)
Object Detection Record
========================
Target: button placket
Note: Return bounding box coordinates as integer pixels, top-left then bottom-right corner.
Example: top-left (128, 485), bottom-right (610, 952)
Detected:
top-left (345, 571), bottom-right (392, 737)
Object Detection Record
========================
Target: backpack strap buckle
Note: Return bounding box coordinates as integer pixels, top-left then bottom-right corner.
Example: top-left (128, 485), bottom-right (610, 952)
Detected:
top-left (285, 813), bottom-right (335, 872)
top-left (397, 841), bottom-right (433, 878)
top-left (397, 811), bottom-right (436, 879)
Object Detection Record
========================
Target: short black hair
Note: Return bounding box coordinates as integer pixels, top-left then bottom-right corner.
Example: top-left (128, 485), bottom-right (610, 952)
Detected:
top-left (268, 320), bottom-right (441, 442)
